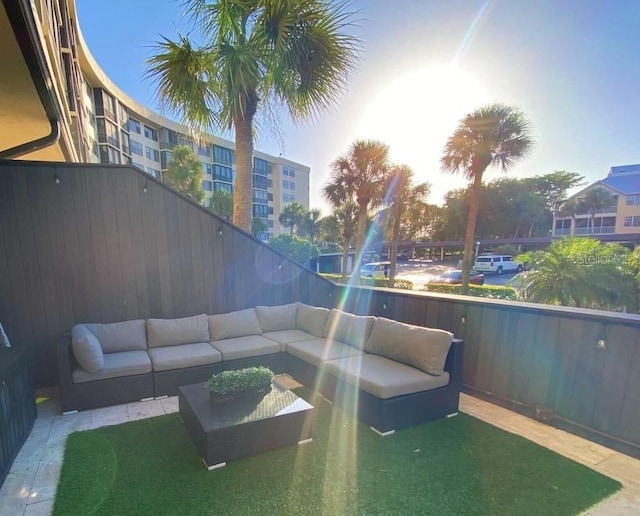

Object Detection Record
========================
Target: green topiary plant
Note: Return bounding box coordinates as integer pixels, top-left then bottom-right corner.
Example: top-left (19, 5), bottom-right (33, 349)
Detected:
top-left (205, 366), bottom-right (274, 401)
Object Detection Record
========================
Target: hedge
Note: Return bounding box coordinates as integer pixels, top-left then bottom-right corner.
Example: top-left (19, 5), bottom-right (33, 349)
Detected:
top-left (423, 283), bottom-right (517, 300)
top-left (319, 273), bottom-right (413, 290)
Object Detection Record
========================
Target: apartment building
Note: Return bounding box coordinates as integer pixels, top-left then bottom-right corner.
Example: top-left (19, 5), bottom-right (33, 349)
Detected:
top-left (552, 164), bottom-right (640, 237)
top-left (1, 0), bottom-right (310, 241)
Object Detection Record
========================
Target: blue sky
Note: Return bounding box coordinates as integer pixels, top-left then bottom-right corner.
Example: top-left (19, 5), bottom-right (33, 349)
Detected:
top-left (75, 0), bottom-right (640, 212)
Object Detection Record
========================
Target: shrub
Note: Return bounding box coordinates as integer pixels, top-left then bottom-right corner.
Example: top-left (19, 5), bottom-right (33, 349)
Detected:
top-left (423, 283), bottom-right (517, 300)
top-left (319, 273), bottom-right (413, 290)
top-left (205, 366), bottom-right (274, 396)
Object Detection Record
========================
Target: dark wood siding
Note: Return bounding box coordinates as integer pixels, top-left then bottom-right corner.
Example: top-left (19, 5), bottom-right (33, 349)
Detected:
top-left (332, 285), bottom-right (640, 458)
top-left (0, 162), bottom-right (333, 386)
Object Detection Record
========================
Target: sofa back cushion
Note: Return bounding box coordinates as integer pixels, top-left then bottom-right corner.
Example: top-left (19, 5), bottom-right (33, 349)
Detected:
top-left (71, 324), bottom-right (104, 373)
top-left (295, 303), bottom-right (330, 337)
top-left (84, 319), bottom-right (147, 353)
top-left (256, 303), bottom-right (297, 332)
top-left (209, 308), bottom-right (262, 341)
top-left (365, 317), bottom-right (453, 376)
top-left (147, 314), bottom-right (209, 348)
top-left (323, 309), bottom-right (375, 350)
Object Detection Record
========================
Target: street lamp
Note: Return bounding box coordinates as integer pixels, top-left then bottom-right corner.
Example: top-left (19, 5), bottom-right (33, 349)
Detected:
top-left (475, 241), bottom-right (481, 256)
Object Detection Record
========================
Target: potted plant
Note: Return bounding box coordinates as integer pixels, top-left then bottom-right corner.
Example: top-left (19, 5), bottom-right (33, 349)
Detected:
top-left (205, 366), bottom-right (274, 403)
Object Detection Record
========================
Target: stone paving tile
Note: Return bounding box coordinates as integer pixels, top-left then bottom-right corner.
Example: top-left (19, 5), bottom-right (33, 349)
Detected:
top-left (28, 460), bottom-right (60, 504)
top-left (23, 499), bottom-right (55, 516)
top-left (0, 470), bottom-right (36, 516)
top-left (127, 399), bottom-right (165, 421)
top-left (161, 396), bottom-right (179, 414)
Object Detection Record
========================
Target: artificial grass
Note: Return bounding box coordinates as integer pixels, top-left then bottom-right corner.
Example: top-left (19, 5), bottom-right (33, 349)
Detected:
top-left (54, 390), bottom-right (621, 515)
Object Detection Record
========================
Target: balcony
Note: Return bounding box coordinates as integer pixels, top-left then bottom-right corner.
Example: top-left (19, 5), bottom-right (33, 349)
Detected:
top-left (0, 161), bottom-right (639, 513)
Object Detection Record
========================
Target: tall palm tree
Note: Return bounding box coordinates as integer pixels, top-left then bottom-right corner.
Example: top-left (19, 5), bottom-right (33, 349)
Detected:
top-left (146, 1), bottom-right (358, 232)
top-left (580, 187), bottom-right (614, 234)
top-left (279, 201), bottom-right (306, 235)
top-left (385, 165), bottom-right (429, 287)
top-left (322, 180), bottom-right (357, 282)
top-left (441, 103), bottom-right (534, 293)
top-left (326, 140), bottom-right (391, 277)
top-left (558, 197), bottom-right (579, 235)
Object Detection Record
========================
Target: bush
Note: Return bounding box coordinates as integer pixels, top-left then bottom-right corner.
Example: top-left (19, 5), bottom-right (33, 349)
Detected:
top-left (205, 366), bottom-right (274, 396)
top-left (319, 273), bottom-right (413, 290)
top-left (423, 283), bottom-right (517, 300)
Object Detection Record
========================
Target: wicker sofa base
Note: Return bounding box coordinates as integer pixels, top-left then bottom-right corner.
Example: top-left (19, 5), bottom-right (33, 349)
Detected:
top-left (286, 340), bottom-right (462, 433)
top-left (60, 373), bottom-right (154, 413)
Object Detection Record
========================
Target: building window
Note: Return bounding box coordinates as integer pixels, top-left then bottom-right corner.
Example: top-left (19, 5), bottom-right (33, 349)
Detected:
top-left (624, 216), bottom-right (640, 227)
top-left (130, 140), bottom-right (143, 156)
top-left (203, 163), bottom-right (213, 176)
top-left (197, 144), bottom-right (211, 157)
top-left (202, 181), bottom-right (213, 191)
top-left (283, 166), bottom-right (296, 177)
top-left (213, 145), bottom-right (235, 166)
top-left (283, 193), bottom-right (296, 203)
top-left (213, 182), bottom-right (233, 193)
top-left (626, 194), bottom-right (640, 206)
top-left (129, 118), bottom-right (141, 134)
top-left (146, 146), bottom-right (160, 162)
top-left (144, 125), bottom-right (158, 141)
top-left (132, 161), bottom-right (145, 171)
top-left (146, 167), bottom-right (161, 178)
top-left (253, 204), bottom-right (269, 218)
top-left (283, 180), bottom-right (296, 191)
top-left (253, 174), bottom-right (269, 190)
top-left (214, 164), bottom-right (234, 182)
top-left (254, 157), bottom-right (271, 176)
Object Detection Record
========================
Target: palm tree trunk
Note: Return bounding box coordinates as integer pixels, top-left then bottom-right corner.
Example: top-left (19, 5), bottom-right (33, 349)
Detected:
top-left (233, 116), bottom-right (254, 232)
top-left (388, 204), bottom-right (402, 288)
top-left (461, 172), bottom-right (484, 294)
top-left (341, 232), bottom-right (350, 283)
top-left (353, 202), bottom-right (368, 278)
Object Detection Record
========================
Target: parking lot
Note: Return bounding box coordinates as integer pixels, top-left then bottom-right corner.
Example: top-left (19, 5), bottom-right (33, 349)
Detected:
top-left (395, 260), bottom-right (518, 290)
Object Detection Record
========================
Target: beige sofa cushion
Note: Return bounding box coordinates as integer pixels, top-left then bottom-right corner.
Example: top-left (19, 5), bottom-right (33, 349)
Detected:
top-left (148, 342), bottom-right (222, 372)
top-left (286, 338), bottom-right (363, 367)
top-left (296, 303), bottom-right (330, 337)
top-left (255, 303), bottom-right (297, 332)
top-left (365, 317), bottom-right (453, 376)
top-left (323, 309), bottom-right (375, 350)
top-left (210, 335), bottom-right (279, 361)
top-left (325, 354), bottom-right (450, 399)
top-left (84, 319), bottom-right (147, 353)
top-left (209, 308), bottom-right (262, 340)
top-left (262, 329), bottom-right (316, 351)
top-left (71, 325), bottom-right (104, 373)
top-left (72, 350), bottom-right (152, 384)
top-left (147, 314), bottom-right (209, 348)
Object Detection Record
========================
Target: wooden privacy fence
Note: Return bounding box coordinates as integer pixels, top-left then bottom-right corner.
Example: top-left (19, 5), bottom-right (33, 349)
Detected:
top-left (334, 285), bottom-right (640, 458)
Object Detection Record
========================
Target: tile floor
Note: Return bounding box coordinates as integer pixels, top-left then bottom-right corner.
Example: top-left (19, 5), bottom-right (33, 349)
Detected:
top-left (1, 388), bottom-right (638, 516)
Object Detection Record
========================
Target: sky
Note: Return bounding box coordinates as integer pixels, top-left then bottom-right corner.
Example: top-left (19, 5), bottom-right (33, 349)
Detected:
top-left (75, 0), bottom-right (640, 214)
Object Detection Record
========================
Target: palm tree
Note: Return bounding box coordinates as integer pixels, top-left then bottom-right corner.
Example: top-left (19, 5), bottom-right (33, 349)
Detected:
top-left (164, 145), bottom-right (205, 203)
top-left (299, 208), bottom-right (322, 243)
top-left (146, 1), bottom-right (358, 232)
top-left (326, 140), bottom-right (391, 277)
top-left (385, 165), bottom-right (429, 287)
top-left (517, 238), bottom-right (634, 310)
top-left (279, 201), bottom-right (307, 235)
top-left (580, 187), bottom-right (615, 234)
top-left (322, 180), bottom-right (357, 282)
top-left (441, 103), bottom-right (534, 293)
top-left (558, 197), bottom-right (579, 235)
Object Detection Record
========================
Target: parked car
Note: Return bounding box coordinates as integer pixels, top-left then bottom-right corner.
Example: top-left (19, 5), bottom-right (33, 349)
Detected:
top-left (430, 269), bottom-right (485, 285)
top-left (473, 254), bottom-right (523, 275)
top-left (360, 261), bottom-right (392, 278)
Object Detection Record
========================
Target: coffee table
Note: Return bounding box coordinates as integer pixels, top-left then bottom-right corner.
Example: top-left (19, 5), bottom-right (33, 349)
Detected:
top-left (178, 381), bottom-right (313, 469)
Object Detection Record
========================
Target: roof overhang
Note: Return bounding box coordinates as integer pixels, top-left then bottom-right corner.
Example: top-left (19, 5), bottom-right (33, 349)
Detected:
top-left (0, 0), bottom-right (69, 161)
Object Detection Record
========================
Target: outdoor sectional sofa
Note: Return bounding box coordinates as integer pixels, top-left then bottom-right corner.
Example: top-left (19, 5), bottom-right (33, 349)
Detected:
top-left (58, 303), bottom-right (463, 434)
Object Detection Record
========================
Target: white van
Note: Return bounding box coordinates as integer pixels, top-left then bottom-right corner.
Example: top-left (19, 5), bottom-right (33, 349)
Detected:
top-left (360, 261), bottom-right (392, 278)
top-left (473, 255), bottom-right (523, 275)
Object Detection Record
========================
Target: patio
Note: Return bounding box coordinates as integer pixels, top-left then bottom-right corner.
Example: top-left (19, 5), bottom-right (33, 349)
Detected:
top-left (1, 385), bottom-right (638, 516)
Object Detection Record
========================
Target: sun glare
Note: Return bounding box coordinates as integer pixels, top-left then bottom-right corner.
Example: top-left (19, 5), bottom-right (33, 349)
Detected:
top-left (356, 65), bottom-right (488, 200)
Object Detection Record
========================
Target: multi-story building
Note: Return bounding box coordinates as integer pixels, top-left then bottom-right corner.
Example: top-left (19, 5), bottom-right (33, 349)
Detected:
top-left (1, 0), bottom-right (310, 241)
top-left (552, 164), bottom-right (640, 237)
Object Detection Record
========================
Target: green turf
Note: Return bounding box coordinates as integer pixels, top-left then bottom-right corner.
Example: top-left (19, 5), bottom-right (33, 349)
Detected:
top-left (54, 390), bottom-right (621, 515)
